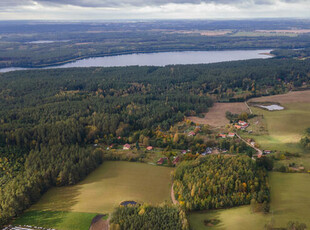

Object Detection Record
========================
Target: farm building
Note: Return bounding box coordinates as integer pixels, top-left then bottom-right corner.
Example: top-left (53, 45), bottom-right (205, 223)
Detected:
top-left (172, 156), bottom-right (180, 165)
top-left (263, 150), bottom-right (272, 154)
top-left (123, 144), bottom-right (131, 150)
top-left (238, 120), bottom-right (247, 126)
top-left (157, 157), bottom-right (167, 165)
top-left (237, 120), bottom-right (249, 129)
top-left (188, 131), bottom-right (196, 136)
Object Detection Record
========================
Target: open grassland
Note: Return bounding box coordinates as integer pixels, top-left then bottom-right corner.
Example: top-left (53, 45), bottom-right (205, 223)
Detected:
top-left (245, 91), bottom-right (310, 168)
top-left (14, 161), bottom-right (172, 229)
top-left (250, 103), bottom-right (310, 151)
top-left (269, 172), bottom-right (310, 226)
top-left (189, 205), bottom-right (269, 230)
top-left (188, 102), bottom-right (249, 127)
top-left (189, 172), bottom-right (310, 230)
top-left (29, 161), bottom-right (173, 214)
top-left (13, 211), bottom-right (103, 230)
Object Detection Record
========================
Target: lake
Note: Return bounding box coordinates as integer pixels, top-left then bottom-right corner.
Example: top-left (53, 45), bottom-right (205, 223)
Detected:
top-left (0, 49), bottom-right (272, 73)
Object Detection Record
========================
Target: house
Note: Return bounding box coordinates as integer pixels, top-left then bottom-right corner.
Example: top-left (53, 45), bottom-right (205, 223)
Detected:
top-left (157, 157), bottom-right (167, 165)
top-left (188, 131), bottom-right (196, 136)
top-left (234, 124), bottom-right (242, 129)
top-left (123, 144), bottom-right (131, 150)
top-left (238, 120), bottom-right (247, 126)
top-left (181, 150), bottom-right (187, 154)
top-left (172, 156), bottom-right (180, 165)
top-left (250, 141), bottom-right (256, 147)
top-left (218, 133), bottom-right (226, 138)
top-left (263, 150), bottom-right (272, 154)
top-left (206, 147), bottom-right (212, 154)
top-left (238, 120), bottom-right (249, 129)
top-left (146, 146), bottom-right (153, 151)
top-left (228, 133), bottom-right (235, 138)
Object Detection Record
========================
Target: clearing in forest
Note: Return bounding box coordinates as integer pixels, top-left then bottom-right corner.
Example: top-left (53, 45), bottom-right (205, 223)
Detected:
top-left (188, 102), bottom-right (249, 127)
top-left (29, 161), bottom-right (172, 213)
top-left (14, 161), bottom-right (172, 230)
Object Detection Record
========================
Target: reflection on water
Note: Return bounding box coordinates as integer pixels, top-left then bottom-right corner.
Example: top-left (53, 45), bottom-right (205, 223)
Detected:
top-left (0, 49), bottom-right (272, 73)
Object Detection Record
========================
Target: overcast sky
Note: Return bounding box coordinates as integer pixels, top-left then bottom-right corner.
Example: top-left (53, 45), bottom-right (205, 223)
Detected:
top-left (1, 0), bottom-right (309, 20)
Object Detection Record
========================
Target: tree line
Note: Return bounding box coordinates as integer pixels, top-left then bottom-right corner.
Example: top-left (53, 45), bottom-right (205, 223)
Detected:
top-left (173, 155), bottom-right (270, 211)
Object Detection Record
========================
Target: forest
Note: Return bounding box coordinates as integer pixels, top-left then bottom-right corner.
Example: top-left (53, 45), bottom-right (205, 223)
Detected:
top-left (300, 128), bottom-right (310, 150)
top-left (110, 204), bottom-right (189, 230)
top-left (0, 57), bottom-right (310, 225)
top-left (173, 155), bottom-right (270, 211)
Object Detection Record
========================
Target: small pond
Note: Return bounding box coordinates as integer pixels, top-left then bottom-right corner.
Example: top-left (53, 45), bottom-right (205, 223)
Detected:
top-left (258, 104), bottom-right (284, 111)
top-left (120, 201), bottom-right (137, 206)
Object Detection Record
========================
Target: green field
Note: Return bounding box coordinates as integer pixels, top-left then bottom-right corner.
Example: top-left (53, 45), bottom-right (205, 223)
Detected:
top-left (13, 211), bottom-right (104, 230)
top-left (250, 103), bottom-right (310, 151)
top-left (14, 161), bottom-right (173, 229)
top-left (244, 102), bottom-right (310, 169)
top-left (189, 172), bottom-right (310, 230)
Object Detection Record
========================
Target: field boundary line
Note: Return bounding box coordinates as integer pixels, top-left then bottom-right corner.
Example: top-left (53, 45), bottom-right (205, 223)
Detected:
top-left (171, 183), bottom-right (179, 205)
top-left (245, 101), bottom-right (253, 114)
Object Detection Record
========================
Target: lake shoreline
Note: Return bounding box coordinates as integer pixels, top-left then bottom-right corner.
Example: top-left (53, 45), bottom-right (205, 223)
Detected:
top-left (0, 49), bottom-right (273, 73)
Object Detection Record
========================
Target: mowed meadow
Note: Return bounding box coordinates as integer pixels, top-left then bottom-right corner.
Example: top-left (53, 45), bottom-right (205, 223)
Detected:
top-left (14, 161), bottom-right (173, 230)
top-left (247, 90), bottom-right (310, 169)
top-left (189, 172), bottom-right (310, 230)
top-left (248, 90), bottom-right (310, 152)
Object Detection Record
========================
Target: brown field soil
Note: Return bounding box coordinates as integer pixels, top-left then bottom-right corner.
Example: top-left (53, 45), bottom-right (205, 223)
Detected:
top-left (188, 102), bottom-right (249, 127)
top-left (249, 90), bottom-right (310, 104)
top-left (170, 30), bottom-right (232, 36)
top-left (256, 29), bottom-right (310, 34)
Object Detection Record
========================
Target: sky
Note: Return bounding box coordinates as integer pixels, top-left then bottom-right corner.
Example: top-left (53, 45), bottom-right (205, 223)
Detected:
top-left (0, 0), bottom-right (309, 20)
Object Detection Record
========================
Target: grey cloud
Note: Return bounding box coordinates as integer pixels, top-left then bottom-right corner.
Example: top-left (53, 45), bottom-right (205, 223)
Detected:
top-left (0, 0), bottom-right (308, 8)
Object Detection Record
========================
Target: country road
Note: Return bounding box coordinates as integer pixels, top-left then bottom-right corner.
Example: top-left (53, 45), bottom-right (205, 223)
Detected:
top-left (235, 133), bottom-right (262, 157)
top-left (171, 184), bottom-right (179, 205)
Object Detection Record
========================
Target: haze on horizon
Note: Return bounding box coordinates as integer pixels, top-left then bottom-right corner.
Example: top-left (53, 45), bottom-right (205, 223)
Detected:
top-left (1, 0), bottom-right (310, 21)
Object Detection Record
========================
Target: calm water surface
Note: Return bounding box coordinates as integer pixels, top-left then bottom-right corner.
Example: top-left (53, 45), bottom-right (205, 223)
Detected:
top-left (0, 50), bottom-right (272, 73)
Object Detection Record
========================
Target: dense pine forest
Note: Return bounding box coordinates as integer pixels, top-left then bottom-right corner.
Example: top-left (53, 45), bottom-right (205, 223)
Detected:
top-left (110, 204), bottom-right (189, 230)
top-left (0, 58), bottom-right (310, 225)
top-left (173, 155), bottom-right (270, 210)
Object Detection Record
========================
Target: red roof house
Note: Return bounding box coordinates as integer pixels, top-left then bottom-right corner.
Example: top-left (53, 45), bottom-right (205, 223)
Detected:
top-left (123, 144), bottom-right (131, 150)
top-left (157, 157), bottom-right (167, 165)
top-left (172, 156), bottom-right (180, 165)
